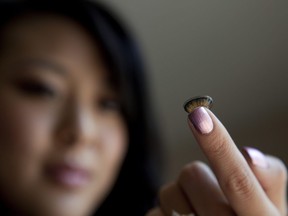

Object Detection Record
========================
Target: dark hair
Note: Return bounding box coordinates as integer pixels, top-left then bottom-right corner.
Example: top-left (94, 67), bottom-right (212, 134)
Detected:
top-left (0, 0), bottom-right (161, 215)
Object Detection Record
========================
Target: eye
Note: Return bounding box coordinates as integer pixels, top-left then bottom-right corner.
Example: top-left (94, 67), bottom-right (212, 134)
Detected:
top-left (15, 79), bottom-right (56, 98)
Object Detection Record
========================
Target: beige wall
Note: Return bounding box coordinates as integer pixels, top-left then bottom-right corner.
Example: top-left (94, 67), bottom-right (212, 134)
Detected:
top-left (97, 0), bottom-right (288, 181)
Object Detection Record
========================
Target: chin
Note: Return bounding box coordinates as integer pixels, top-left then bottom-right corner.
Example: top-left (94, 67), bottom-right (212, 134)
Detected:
top-left (14, 183), bottom-right (100, 216)
top-left (24, 196), bottom-right (96, 216)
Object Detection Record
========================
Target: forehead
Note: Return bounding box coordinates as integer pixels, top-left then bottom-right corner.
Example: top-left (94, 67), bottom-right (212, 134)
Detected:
top-left (3, 13), bottom-right (103, 65)
top-left (0, 13), bottom-right (111, 86)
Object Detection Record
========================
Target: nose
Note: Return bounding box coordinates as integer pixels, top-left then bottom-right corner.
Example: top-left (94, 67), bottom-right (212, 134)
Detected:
top-left (55, 100), bottom-right (97, 147)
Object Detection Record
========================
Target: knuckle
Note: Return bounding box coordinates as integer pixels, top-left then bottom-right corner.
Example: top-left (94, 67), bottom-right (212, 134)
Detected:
top-left (178, 161), bottom-right (207, 184)
top-left (145, 207), bottom-right (163, 216)
top-left (224, 169), bottom-right (255, 200)
top-left (158, 182), bottom-right (173, 203)
top-left (204, 134), bottom-right (230, 159)
top-left (178, 161), bottom-right (211, 190)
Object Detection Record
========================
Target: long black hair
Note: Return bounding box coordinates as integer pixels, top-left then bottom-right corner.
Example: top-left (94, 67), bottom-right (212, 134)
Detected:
top-left (0, 0), bottom-right (161, 215)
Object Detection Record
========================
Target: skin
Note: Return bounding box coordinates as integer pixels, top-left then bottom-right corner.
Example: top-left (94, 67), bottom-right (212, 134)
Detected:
top-left (0, 14), bottom-right (127, 216)
top-left (0, 10), bottom-right (286, 216)
top-left (147, 108), bottom-right (287, 216)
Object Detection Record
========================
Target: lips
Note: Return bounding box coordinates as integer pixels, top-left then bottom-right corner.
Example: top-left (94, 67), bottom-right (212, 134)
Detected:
top-left (45, 162), bottom-right (91, 189)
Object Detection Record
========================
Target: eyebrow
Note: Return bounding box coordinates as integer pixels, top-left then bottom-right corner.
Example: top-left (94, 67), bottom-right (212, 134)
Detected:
top-left (18, 58), bottom-right (67, 77)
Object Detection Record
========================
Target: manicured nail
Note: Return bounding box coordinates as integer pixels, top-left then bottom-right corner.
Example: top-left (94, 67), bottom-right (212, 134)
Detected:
top-left (188, 107), bottom-right (213, 134)
top-left (242, 147), bottom-right (268, 168)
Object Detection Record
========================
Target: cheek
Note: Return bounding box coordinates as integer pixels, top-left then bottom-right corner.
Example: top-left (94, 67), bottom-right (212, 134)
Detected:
top-left (0, 103), bottom-right (49, 155)
top-left (84, 117), bottom-right (128, 207)
top-left (98, 117), bottom-right (128, 183)
top-left (101, 119), bottom-right (128, 170)
top-left (0, 98), bottom-right (53, 186)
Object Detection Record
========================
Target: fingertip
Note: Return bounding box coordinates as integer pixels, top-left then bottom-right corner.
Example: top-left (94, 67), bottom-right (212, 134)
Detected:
top-left (242, 151), bottom-right (288, 215)
top-left (241, 147), bottom-right (268, 169)
top-left (187, 107), bottom-right (214, 135)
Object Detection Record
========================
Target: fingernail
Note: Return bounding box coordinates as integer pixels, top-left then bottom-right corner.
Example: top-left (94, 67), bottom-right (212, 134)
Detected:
top-left (188, 107), bottom-right (213, 134)
top-left (242, 147), bottom-right (268, 168)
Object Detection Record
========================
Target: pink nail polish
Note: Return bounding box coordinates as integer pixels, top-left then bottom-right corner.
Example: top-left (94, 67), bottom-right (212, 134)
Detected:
top-left (242, 147), bottom-right (268, 168)
top-left (188, 107), bottom-right (213, 134)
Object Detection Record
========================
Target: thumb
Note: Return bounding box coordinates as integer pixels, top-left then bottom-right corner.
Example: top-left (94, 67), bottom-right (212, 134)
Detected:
top-left (242, 147), bottom-right (287, 215)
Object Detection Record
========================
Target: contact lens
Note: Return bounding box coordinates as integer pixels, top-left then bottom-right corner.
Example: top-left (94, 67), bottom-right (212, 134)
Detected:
top-left (183, 95), bottom-right (213, 113)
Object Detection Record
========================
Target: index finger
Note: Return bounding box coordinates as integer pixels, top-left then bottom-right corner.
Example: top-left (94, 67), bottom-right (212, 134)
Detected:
top-left (187, 107), bottom-right (277, 215)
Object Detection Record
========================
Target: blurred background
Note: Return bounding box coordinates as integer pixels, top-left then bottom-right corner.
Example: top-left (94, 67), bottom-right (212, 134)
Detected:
top-left (97, 0), bottom-right (288, 181)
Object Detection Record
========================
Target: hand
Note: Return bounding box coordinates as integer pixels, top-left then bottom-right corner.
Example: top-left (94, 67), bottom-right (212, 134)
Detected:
top-left (146, 107), bottom-right (287, 216)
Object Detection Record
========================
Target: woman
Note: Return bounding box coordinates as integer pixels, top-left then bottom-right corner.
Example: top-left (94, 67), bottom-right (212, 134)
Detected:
top-left (0, 0), bottom-right (286, 216)
top-left (0, 0), bottom-right (158, 215)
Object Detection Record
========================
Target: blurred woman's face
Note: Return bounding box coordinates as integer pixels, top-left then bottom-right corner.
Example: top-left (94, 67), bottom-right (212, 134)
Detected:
top-left (0, 14), bottom-right (128, 216)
